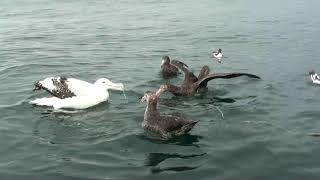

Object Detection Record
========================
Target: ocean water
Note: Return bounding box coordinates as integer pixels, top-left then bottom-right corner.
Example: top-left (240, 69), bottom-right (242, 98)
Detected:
top-left (1, 0), bottom-right (320, 179)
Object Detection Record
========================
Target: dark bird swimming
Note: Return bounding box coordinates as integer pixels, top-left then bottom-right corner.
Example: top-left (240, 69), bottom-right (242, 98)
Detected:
top-left (140, 85), bottom-right (198, 138)
top-left (160, 56), bottom-right (188, 78)
top-left (162, 60), bottom-right (261, 96)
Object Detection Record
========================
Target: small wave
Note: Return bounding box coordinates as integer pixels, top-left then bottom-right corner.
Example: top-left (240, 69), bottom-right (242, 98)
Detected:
top-left (0, 63), bottom-right (67, 76)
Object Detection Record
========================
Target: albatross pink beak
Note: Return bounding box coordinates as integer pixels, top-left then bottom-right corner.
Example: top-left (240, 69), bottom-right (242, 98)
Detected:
top-left (108, 82), bottom-right (125, 91)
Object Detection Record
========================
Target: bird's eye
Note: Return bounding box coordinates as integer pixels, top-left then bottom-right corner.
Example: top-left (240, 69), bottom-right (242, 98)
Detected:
top-left (102, 81), bottom-right (105, 84)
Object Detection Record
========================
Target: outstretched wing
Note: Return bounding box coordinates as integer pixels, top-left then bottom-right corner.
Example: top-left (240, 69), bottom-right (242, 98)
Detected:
top-left (197, 65), bottom-right (210, 80)
top-left (170, 60), bottom-right (198, 83)
top-left (196, 73), bottom-right (261, 90)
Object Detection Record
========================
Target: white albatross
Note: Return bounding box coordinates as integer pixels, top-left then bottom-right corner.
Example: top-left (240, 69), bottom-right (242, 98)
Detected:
top-left (30, 77), bottom-right (124, 109)
top-left (309, 70), bottom-right (320, 84)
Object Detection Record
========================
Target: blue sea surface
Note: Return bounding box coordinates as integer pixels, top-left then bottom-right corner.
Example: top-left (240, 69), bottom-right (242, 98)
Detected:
top-left (1, 0), bottom-right (320, 179)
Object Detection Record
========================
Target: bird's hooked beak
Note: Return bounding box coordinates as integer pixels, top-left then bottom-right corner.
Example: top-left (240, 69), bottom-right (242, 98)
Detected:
top-left (171, 60), bottom-right (188, 68)
top-left (139, 90), bottom-right (154, 102)
top-left (179, 61), bottom-right (189, 68)
top-left (157, 85), bottom-right (168, 96)
top-left (107, 82), bottom-right (125, 91)
top-left (139, 94), bottom-right (148, 103)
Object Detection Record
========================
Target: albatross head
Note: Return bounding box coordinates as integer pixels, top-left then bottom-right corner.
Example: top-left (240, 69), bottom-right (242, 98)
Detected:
top-left (95, 78), bottom-right (124, 91)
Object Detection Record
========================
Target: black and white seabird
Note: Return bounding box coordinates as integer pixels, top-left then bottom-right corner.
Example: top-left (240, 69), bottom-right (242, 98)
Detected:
top-left (212, 48), bottom-right (223, 61)
top-left (161, 60), bottom-right (260, 96)
top-left (309, 70), bottom-right (320, 84)
top-left (140, 85), bottom-right (198, 138)
top-left (30, 76), bottom-right (124, 109)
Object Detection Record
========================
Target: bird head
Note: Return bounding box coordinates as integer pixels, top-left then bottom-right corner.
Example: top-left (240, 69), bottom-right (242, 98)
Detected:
top-left (95, 78), bottom-right (124, 91)
top-left (309, 70), bottom-right (316, 75)
top-left (140, 85), bottom-right (167, 103)
top-left (161, 56), bottom-right (170, 66)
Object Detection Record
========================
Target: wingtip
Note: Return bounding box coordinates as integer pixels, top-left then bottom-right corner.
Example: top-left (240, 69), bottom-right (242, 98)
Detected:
top-left (247, 74), bottom-right (261, 79)
top-left (254, 75), bottom-right (261, 79)
top-left (191, 120), bottom-right (199, 126)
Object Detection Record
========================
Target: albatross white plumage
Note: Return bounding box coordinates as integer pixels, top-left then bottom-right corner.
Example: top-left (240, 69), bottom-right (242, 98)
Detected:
top-left (30, 77), bottom-right (124, 109)
top-left (309, 70), bottom-right (320, 84)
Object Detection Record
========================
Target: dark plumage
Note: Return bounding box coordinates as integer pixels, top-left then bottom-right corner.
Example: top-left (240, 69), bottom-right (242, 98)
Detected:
top-left (34, 77), bottom-right (76, 99)
top-left (162, 60), bottom-right (261, 96)
top-left (160, 56), bottom-right (188, 78)
top-left (309, 70), bottom-right (316, 75)
top-left (140, 86), bottom-right (198, 138)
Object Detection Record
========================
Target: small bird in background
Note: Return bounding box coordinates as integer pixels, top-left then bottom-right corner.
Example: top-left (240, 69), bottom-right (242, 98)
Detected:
top-left (309, 70), bottom-right (320, 84)
top-left (212, 48), bottom-right (223, 62)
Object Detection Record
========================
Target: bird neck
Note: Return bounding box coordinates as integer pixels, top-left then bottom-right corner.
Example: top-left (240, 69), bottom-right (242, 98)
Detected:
top-left (146, 100), bottom-right (158, 111)
top-left (144, 100), bottom-right (159, 121)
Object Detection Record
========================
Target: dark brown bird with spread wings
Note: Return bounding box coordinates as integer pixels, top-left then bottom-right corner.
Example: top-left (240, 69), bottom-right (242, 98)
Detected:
top-left (162, 60), bottom-right (261, 96)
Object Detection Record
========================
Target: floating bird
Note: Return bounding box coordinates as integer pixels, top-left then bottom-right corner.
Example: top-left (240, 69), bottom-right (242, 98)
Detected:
top-left (212, 48), bottom-right (223, 62)
top-left (309, 70), bottom-right (320, 84)
top-left (30, 77), bottom-right (124, 109)
top-left (160, 56), bottom-right (188, 78)
top-left (140, 85), bottom-right (198, 138)
top-left (162, 60), bottom-right (260, 96)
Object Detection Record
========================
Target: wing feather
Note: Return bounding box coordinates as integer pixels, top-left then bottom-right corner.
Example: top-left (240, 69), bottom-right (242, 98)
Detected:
top-left (196, 73), bottom-right (261, 90)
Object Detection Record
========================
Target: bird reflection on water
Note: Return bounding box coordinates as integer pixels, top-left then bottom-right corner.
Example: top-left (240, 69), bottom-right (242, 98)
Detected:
top-left (137, 133), bottom-right (205, 173)
top-left (149, 165), bottom-right (199, 174)
top-left (137, 133), bottom-right (203, 147)
top-left (145, 151), bottom-right (206, 174)
top-left (145, 152), bottom-right (206, 167)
